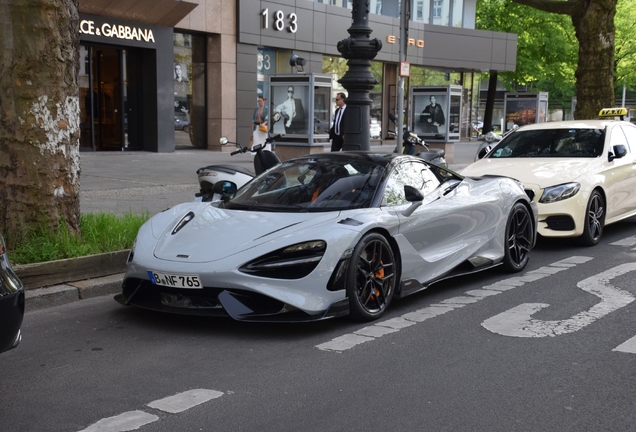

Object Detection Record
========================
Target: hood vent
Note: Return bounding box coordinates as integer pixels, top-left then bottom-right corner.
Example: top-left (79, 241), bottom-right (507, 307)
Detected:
top-left (172, 212), bottom-right (195, 235)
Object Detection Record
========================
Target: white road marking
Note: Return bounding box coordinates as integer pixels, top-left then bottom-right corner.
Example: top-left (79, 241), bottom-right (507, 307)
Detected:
top-left (147, 389), bottom-right (224, 414)
top-left (316, 334), bottom-right (374, 351)
top-left (355, 325), bottom-right (399, 338)
top-left (316, 256), bottom-right (593, 352)
top-left (482, 263), bottom-right (636, 338)
top-left (375, 317), bottom-right (417, 329)
top-left (78, 389), bottom-right (224, 432)
top-left (610, 235), bottom-right (636, 247)
top-left (78, 410), bottom-right (158, 432)
top-left (613, 336), bottom-right (636, 354)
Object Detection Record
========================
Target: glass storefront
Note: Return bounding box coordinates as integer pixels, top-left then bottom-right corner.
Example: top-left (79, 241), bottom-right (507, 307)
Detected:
top-left (79, 44), bottom-right (144, 151)
top-left (250, 51), bottom-right (484, 142)
top-left (173, 32), bottom-right (207, 148)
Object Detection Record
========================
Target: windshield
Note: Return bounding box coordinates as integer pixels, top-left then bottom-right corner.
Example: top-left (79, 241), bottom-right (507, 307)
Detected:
top-left (488, 128), bottom-right (606, 158)
top-left (225, 158), bottom-right (385, 212)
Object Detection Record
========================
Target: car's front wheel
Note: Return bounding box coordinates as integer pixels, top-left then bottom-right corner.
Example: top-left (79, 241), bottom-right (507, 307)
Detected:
top-left (501, 202), bottom-right (533, 272)
top-left (578, 190), bottom-right (605, 246)
top-left (346, 233), bottom-right (397, 321)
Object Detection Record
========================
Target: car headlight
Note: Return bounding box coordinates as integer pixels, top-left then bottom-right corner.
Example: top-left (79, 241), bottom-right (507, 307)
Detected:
top-left (240, 240), bottom-right (326, 280)
top-left (539, 182), bottom-right (580, 204)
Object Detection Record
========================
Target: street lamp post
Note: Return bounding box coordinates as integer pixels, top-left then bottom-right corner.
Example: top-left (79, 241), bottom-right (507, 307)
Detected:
top-left (337, 0), bottom-right (382, 151)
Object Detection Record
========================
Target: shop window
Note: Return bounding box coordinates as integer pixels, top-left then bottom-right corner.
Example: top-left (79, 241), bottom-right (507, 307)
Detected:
top-left (173, 32), bottom-right (206, 148)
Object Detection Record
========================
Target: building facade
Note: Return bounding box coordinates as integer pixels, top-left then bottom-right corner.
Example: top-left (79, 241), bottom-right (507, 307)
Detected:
top-left (78, 0), bottom-right (517, 152)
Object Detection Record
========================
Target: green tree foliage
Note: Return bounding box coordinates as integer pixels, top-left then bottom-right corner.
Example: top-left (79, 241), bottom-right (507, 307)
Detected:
top-left (614, 0), bottom-right (636, 89)
top-left (478, 0), bottom-right (618, 119)
top-left (476, 0), bottom-right (578, 111)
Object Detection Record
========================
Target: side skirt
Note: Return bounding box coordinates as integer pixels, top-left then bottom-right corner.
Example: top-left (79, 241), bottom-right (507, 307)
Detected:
top-left (396, 258), bottom-right (502, 299)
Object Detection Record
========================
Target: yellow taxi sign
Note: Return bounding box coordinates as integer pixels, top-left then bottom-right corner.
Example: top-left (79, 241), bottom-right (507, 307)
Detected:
top-left (598, 107), bottom-right (628, 117)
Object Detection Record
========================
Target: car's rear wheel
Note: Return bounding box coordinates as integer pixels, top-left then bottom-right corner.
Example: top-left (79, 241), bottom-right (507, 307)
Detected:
top-left (346, 233), bottom-right (396, 321)
top-left (578, 190), bottom-right (605, 246)
top-left (501, 202), bottom-right (533, 272)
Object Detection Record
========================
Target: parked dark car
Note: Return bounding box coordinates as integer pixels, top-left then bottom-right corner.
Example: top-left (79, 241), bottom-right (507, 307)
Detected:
top-left (0, 233), bottom-right (24, 354)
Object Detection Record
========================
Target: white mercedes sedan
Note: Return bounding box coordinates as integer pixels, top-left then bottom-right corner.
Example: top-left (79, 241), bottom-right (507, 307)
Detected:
top-left (462, 112), bottom-right (636, 246)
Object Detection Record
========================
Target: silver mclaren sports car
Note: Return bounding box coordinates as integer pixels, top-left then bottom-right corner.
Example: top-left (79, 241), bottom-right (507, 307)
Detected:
top-left (116, 152), bottom-right (537, 322)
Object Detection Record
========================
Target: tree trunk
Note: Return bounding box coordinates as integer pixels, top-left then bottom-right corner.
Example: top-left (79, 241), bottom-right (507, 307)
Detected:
top-left (571, 0), bottom-right (617, 119)
top-left (512, 0), bottom-right (617, 120)
top-left (0, 0), bottom-right (80, 248)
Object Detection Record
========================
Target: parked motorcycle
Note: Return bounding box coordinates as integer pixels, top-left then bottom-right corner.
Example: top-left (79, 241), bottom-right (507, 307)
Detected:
top-left (388, 113), bottom-right (447, 167)
top-left (474, 125), bottom-right (518, 161)
top-left (195, 114), bottom-right (283, 202)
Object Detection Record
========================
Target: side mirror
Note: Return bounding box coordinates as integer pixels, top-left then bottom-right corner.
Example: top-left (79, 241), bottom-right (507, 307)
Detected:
top-left (212, 180), bottom-right (237, 201)
top-left (476, 145), bottom-right (492, 160)
top-left (402, 185), bottom-right (423, 217)
top-left (271, 112), bottom-right (282, 124)
top-left (609, 144), bottom-right (628, 161)
top-left (404, 185), bottom-right (423, 202)
top-left (219, 137), bottom-right (229, 145)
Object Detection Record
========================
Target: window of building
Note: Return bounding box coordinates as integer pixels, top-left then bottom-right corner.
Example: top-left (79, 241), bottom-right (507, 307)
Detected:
top-left (313, 0), bottom-right (466, 27)
top-left (433, 0), bottom-right (442, 18)
top-left (173, 32), bottom-right (206, 148)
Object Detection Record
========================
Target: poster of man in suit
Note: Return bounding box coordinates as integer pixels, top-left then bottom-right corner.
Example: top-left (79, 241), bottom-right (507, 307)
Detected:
top-left (413, 93), bottom-right (446, 135)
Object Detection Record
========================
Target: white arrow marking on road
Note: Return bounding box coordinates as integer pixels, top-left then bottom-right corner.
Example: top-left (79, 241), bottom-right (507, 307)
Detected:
top-left (482, 263), bottom-right (636, 338)
top-left (317, 256), bottom-right (593, 352)
top-left (613, 335), bottom-right (636, 354)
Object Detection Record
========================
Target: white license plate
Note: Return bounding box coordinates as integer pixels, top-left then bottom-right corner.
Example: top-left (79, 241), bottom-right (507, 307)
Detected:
top-left (148, 271), bottom-right (202, 289)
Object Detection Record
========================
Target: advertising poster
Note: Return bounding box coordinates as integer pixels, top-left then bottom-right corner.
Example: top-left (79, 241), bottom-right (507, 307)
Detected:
top-left (271, 84), bottom-right (309, 136)
top-left (413, 93), bottom-right (447, 135)
top-left (505, 99), bottom-right (537, 130)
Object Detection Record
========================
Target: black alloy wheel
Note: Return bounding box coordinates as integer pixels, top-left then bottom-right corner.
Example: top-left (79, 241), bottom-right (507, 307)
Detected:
top-left (579, 190), bottom-right (605, 246)
top-left (501, 202), bottom-right (533, 272)
top-left (346, 233), bottom-right (397, 321)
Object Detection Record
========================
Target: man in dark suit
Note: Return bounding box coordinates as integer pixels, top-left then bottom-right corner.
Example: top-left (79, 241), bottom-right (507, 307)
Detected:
top-left (329, 92), bottom-right (347, 151)
top-left (420, 95), bottom-right (445, 133)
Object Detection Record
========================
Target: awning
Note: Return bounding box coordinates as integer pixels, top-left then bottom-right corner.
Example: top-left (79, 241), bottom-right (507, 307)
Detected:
top-left (80, 0), bottom-right (199, 27)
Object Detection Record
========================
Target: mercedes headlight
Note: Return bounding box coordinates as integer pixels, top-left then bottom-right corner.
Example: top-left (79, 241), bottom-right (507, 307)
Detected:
top-left (539, 182), bottom-right (580, 204)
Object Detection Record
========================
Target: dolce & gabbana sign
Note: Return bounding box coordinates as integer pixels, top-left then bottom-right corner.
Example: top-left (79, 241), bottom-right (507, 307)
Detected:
top-left (79, 19), bottom-right (155, 43)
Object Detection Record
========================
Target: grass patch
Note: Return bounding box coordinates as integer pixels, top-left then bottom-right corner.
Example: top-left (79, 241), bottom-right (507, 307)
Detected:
top-left (10, 211), bottom-right (150, 265)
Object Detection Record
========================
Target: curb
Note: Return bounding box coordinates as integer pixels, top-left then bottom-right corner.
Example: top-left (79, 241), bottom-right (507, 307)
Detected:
top-left (15, 251), bottom-right (129, 312)
top-left (24, 273), bottom-right (125, 311)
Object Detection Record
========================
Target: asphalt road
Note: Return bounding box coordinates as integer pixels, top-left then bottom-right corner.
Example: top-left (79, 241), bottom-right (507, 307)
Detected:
top-left (3, 218), bottom-right (636, 432)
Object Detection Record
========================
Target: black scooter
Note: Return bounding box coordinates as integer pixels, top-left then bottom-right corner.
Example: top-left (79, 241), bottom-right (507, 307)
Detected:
top-left (388, 113), bottom-right (447, 167)
top-left (195, 113), bottom-right (283, 202)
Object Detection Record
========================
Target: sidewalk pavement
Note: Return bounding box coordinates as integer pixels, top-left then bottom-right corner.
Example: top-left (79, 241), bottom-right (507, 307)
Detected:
top-left (25, 140), bottom-right (480, 311)
top-left (79, 140), bottom-right (477, 216)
